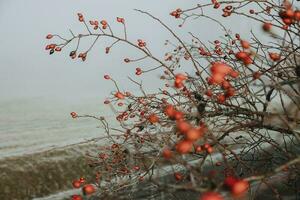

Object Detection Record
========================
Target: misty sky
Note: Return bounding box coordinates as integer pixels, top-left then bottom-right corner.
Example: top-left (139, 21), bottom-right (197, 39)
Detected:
top-left (0, 0), bottom-right (259, 103)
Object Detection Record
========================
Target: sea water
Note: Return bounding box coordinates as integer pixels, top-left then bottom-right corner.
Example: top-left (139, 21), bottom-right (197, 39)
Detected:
top-left (0, 96), bottom-right (116, 159)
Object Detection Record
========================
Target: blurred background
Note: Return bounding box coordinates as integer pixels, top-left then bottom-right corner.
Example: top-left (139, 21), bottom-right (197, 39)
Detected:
top-left (0, 1), bottom-right (260, 199)
top-left (0, 0), bottom-right (201, 157)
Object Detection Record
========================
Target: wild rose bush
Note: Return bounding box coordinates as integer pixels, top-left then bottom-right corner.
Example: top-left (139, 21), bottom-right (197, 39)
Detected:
top-left (46, 0), bottom-right (300, 199)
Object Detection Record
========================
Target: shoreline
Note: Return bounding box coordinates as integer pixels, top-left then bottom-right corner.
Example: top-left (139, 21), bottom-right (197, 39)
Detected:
top-left (0, 142), bottom-right (98, 200)
top-left (1, 132), bottom-right (299, 200)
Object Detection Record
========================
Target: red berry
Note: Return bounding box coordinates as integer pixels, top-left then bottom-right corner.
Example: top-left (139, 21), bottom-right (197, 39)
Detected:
top-left (79, 177), bottom-right (85, 184)
top-left (186, 128), bottom-right (202, 141)
top-left (176, 140), bottom-right (193, 154)
top-left (294, 10), bottom-right (300, 21)
top-left (225, 88), bottom-right (235, 97)
top-left (100, 20), bottom-right (107, 26)
top-left (175, 73), bottom-right (187, 81)
top-left (224, 176), bottom-right (237, 188)
top-left (176, 120), bottom-right (191, 134)
top-left (217, 94), bottom-right (226, 104)
top-left (203, 143), bottom-right (210, 149)
top-left (70, 112), bottom-right (78, 118)
top-left (82, 184), bottom-right (96, 195)
top-left (210, 74), bottom-right (225, 85)
top-left (241, 40), bottom-right (250, 49)
top-left (55, 47), bottom-right (61, 52)
top-left (269, 52), bottom-right (281, 61)
top-left (253, 71), bottom-right (261, 80)
top-left (72, 195), bottom-right (83, 200)
top-left (205, 90), bottom-right (213, 97)
top-left (282, 24), bottom-right (289, 30)
top-left (229, 70), bottom-right (239, 78)
top-left (164, 105), bottom-right (176, 118)
top-left (174, 172), bottom-right (183, 181)
top-left (117, 17), bottom-right (125, 23)
top-left (231, 180), bottom-right (249, 197)
top-left (235, 51), bottom-right (252, 65)
top-left (174, 111), bottom-right (184, 120)
top-left (162, 148), bottom-right (172, 159)
top-left (222, 81), bottom-right (231, 90)
top-left (148, 114), bottom-right (159, 124)
top-left (45, 45), bottom-right (51, 50)
top-left (214, 3), bottom-right (220, 9)
top-left (282, 17), bottom-right (293, 25)
top-left (235, 51), bottom-right (248, 60)
top-left (262, 22), bottom-right (272, 31)
top-left (46, 34), bottom-right (53, 39)
top-left (49, 44), bottom-right (56, 49)
top-left (104, 75), bottom-right (110, 80)
top-left (77, 13), bottom-right (84, 22)
top-left (174, 80), bottom-right (184, 88)
top-left (72, 180), bottom-right (81, 188)
top-left (115, 92), bottom-right (125, 99)
top-left (195, 145), bottom-right (202, 153)
top-left (135, 70), bottom-right (142, 75)
top-left (206, 146), bottom-right (213, 153)
top-left (285, 9), bottom-right (294, 18)
top-left (210, 62), bottom-right (232, 75)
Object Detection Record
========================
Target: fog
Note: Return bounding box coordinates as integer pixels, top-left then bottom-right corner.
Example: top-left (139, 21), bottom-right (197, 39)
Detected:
top-left (0, 0), bottom-right (259, 103)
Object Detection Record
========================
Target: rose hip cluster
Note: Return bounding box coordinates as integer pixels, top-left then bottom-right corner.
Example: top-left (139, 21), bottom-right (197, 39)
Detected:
top-left (44, 42), bottom-right (61, 55)
top-left (223, 176), bottom-right (249, 197)
top-left (233, 35), bottom-right (253, 66)
top-left (279, 2), bottom-right (300, 29)
top-left (206, 62), bottom-right (239, 103)
top-left (174, 73), bottom-right (187, 89)
top-left (137, 39), bottom-right (146, 48)
top-left (235, 51), bottom-right (253, 65)
top-left (89, 20), bottom-right (99, 30)
top-left (71, 177), bottom-right (96, 200)
top-left (44, 13), bottom-right (126, 60)
top-left (211, 0), bottom-right (220, 9)
top-left (200, 177), bottom-right (249, 200)
top-left (170, 8), bottom-right (183, 18)
top-left (163, 105), bottom-right (208, 154)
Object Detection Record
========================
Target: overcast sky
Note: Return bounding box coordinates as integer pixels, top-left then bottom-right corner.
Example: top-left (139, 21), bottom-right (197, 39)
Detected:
top-left (0, 0), bottom-right (259, 103)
